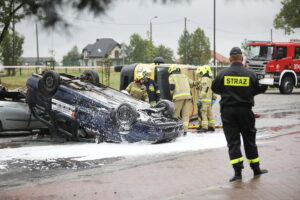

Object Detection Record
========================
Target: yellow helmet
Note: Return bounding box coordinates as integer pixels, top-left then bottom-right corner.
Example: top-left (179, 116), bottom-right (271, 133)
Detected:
top-left (135, 73), bottom-right (144, 81)
top-left (196, 66), bottom-right (206, 76)
top-left (202, 65), bottom-right (212, 75)
top-left (168, 65), bottom-right (179, 74)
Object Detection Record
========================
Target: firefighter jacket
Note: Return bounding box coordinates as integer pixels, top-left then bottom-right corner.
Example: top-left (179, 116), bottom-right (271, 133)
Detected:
top-left (169, 73), bottom-right (194, 101)
top-left (126, 81), bottom-right (149, 102)
top-left (199, 76), bottom-right (217, 102)
top-left (144, 79), bottom-right (160, 104)
top-left (211, 62), bottom-right (262, 107)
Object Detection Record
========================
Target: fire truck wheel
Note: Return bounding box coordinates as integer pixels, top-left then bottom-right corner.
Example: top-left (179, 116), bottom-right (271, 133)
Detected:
top-left (279, 76), bottom-right (293, 94)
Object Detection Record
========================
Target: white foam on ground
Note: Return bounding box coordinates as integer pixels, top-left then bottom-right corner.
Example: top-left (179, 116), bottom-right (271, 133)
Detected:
top-left (0, 131), bottom-right (227, 162)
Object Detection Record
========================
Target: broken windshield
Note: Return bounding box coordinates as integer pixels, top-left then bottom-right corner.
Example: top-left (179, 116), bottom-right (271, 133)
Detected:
top-left (247, 45), bottom-right (274, 61)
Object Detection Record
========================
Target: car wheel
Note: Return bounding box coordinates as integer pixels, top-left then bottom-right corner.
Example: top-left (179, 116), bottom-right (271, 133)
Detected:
top-left (82, 70), bottom-right (99, 86)
top-left (38, 70), bottom-right (61, 98)
top-left (155, 100), bottom-right (175, 117)
top-left (279, 76), bottom-right (293, 94)
top-left (114, 103), bottom-right (138, 131)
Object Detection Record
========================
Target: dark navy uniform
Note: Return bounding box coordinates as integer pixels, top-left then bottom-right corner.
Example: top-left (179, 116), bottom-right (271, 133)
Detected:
top-left (212, 60), bottom-right (265, 177)
top-left (144, 79), bottom-right (160, 106)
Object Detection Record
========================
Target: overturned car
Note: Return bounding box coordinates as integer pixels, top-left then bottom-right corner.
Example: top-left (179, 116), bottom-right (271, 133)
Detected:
top-left (26, 70), bottom-right (183, 143)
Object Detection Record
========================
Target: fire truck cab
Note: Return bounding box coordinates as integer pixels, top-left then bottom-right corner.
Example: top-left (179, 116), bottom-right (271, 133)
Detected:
top-left (246, 40), bottom-right (300, 94)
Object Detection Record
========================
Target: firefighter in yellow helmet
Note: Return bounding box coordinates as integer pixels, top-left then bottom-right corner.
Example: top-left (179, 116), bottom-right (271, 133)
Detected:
top-left (142, 67), bottom-right (160, 106)
top-left (197, 65), bottom-right (217, 133)
top-left (125, 73), bottom-right (149, 102)
top-left (168, 64), bottom-right (194, 135)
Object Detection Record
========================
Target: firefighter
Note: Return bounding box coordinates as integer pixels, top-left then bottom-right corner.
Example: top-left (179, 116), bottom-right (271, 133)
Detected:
top-left (142, 67), bottom-right (160, 106)
top-left (168, 64), bottom-right (194, 135)
top-left (197, 65), bottom-right (217, 133)
top-left (125, 73), bottom-right (149, 102)
top-left (212, 47), bottom-right (268, 182)
top-left (195, 67), bottom-right (203, 130)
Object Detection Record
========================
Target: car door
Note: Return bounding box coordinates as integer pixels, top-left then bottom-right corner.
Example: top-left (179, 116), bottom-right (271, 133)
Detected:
top-left (0, 101), bottom-right (31, 131)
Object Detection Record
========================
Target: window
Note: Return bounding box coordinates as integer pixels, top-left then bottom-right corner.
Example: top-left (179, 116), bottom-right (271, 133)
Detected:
top-left (276, 46), bottom-right (287, 59)
top-left (115, 50), bottom-right (119, 58)
top-left (294, 47), bottom-right (300, 59)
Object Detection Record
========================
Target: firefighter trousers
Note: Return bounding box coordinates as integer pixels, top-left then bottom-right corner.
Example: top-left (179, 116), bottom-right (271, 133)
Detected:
top-left (174, 99), bottom-right (192, 132)
top-left (221, 106), bottom-right (259, 169)
top-left (200, 102), bottom-right (215, 129)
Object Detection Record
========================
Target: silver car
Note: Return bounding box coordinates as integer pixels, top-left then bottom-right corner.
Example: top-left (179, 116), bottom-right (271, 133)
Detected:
top-left (0, 86), bottom-right (47, 134)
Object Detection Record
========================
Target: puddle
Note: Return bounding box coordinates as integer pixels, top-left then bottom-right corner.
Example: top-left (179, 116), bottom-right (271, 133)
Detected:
top-left (259, 111), bottom-right (300, 119)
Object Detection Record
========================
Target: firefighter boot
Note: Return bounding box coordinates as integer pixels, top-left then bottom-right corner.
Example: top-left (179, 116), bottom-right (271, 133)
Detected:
top-left (208, 126), bottom-right (215, 132)
top-left (197, 128), bottom-right (208, 133)
top-left (229, 168), bottom-right (242, 182)
top-left (229, 163), bottom-right (244, 182)
top-left (251, 163), bottom-right (268, 177)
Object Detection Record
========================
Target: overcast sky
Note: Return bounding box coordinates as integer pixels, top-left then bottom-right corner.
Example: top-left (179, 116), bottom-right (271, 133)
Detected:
top-left (16, 0), bottom-right (300, 62)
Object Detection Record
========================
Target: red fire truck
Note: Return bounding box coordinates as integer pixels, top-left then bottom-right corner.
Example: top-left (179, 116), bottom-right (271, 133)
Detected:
top-left (246, 40), bottom-right (300, 94)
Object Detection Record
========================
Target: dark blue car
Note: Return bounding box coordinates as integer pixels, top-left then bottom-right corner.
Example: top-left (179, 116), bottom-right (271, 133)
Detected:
top-left (26, 70), bottom-right (183, 143)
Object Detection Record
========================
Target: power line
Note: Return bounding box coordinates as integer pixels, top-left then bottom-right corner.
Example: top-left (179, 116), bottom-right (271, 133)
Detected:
top-left (60, 14), bottom-right (182, 26)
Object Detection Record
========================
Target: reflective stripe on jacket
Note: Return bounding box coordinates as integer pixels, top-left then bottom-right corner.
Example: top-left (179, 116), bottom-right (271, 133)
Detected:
top-left (169, 74), bottom-right (193, 100)
top-left (199, 77), bottom-right (214, 100)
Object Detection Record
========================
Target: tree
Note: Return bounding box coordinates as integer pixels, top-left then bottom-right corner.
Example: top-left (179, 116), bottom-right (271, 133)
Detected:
top-left (190, 28), bottom-right (210, 64)
top-left (145, 39), bottom-right (156, 63)
top-left (62, 45), bottom-right (80, 66)
top-left (177, 28), bottom-right (210, 64)
top-left (273, 0), bottom-right (300, 34)
top-left (127, 33), bottom-right (148, 63)
top-left (155, 45), bottom-right (174, 63)
top-left (241, 38), bottom-right (249, 57)
top-left (0, 0), bottom-right (113, 46)
top-left (177, 30), bottom-right (192, 64)
top-left (0, 30), bottom-right (24, 75)
top-left (0, 0), bottom-right (187, 46)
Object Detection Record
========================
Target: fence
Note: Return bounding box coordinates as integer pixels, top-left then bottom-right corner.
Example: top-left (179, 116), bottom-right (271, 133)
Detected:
top-left (0, 65), bottom-right (120, 90)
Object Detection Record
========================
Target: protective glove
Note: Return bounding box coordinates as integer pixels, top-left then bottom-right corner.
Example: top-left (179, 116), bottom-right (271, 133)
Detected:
top-left (212, 99), bottom-right (216, 104)
top-left (197, 98), bottom-right (202, 104)
top-left (121, 90), bottom-right (129, 95)
top-left (150, 101), bottom-right (157, 107)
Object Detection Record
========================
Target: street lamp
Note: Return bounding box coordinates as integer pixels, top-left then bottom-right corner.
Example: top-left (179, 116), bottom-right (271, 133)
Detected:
top-left (150, 16), bottom-right (158, 43)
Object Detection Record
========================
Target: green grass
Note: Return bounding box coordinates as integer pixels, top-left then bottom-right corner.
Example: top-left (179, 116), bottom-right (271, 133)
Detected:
top-left (0, 67), bottom-right (120, 90)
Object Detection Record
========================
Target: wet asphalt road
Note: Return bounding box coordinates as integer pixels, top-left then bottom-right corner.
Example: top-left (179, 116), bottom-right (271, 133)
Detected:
top-left (0, 88), bottom-right (300, 193)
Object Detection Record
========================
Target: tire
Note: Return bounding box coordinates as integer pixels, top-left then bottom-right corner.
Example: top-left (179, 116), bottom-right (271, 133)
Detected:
top-left (260, 85), bottom-right (268, 93)
top-left (114, 103), bottom-right (138, 131)
top-left (279, 76), bottom-right (293, 94)
top-left (38, 70), bottom-right (61, 98)
top-left (82, 70), bottom-right (99, 86)
top-left (155, 99), bottom-right (175, 117)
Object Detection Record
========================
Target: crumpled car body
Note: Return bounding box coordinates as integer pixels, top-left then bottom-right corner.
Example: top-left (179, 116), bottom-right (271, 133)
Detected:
top-left (26, 71), bottom-right (183, 143)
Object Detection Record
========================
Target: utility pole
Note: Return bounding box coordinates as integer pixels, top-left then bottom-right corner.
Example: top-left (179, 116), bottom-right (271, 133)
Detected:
top-left (150, 16), bottom-right (158, 44)
top-left (36, 23), bottom-right (40, 73)
top-left (271, 28), bottom-right (273, 42)
top-left (12, 1), bottom-right (15, 66)
top-left (184, 17), bottom-right (187, 64)
top-left (213, 0), bottom-right (216, 78)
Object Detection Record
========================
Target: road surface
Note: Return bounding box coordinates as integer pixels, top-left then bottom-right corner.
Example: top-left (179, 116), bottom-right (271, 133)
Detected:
top-left (0, 89), bottom-right (300, 200)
